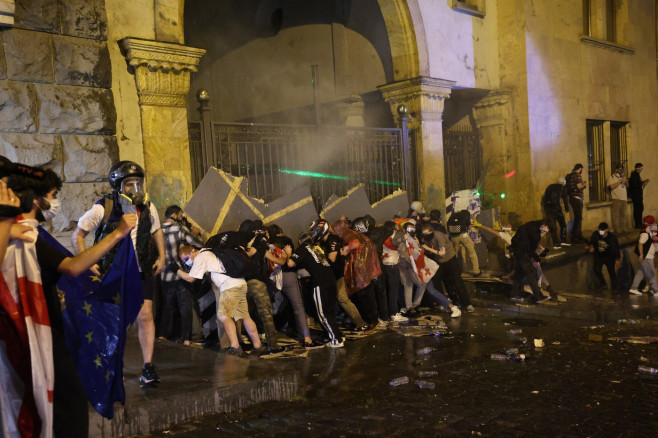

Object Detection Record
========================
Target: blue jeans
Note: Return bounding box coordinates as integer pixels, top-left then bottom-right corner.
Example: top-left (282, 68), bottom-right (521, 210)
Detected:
top-left (631, 258), bottom-right (658, 292)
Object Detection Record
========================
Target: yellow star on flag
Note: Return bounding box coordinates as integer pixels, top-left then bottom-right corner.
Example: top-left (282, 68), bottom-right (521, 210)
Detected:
top-left (82, 301), bottom-right (92, 316)
top-left (85, 331), bottom-right (94, 344)
top-left (113, 293), bottom-right (120, 305)
top-left (94, 354), bottom-right (102, 368)
top-left (105, 370), bottom-right (111, 383)
top-left (89, 274), bottom-right (101, 282)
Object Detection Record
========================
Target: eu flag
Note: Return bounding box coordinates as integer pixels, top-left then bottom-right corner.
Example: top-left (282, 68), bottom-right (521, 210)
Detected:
top-left (38, 228), bottom-right (143, 419)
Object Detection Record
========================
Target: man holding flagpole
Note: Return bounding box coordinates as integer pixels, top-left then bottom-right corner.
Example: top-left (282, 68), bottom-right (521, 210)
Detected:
top-left (72, 161), bottom-right (166, 386)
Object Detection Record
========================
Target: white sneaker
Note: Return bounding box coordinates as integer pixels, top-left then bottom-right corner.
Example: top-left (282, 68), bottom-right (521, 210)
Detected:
top-left (391, 312), bottom-right (408, 322)
top-left (629, 289), bottom-right (642, 295)
top-left (450, 306), bottom-right (462, 318)
top-left (326, 338), bottom-right (345, 348)
top-left (552, 246), bottom-right (561, 250)
top-left (561, 242), bottom-right (572, 247)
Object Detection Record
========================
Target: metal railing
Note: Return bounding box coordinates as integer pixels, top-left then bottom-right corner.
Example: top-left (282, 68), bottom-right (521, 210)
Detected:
top-left (189, 122), bottom-right (415, 210)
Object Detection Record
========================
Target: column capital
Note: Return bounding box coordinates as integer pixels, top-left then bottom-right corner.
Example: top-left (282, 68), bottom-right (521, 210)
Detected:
top-left (472, 89), bottom-right (512, 128)
top-left (378, 76), bottom-right (455, 124)
top-left (120, 38), bottom-right (205, 107)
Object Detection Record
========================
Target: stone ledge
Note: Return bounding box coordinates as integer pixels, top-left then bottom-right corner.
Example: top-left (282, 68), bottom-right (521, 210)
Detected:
top-left (580, 36), bottom-right (635, 55)
top-left (89, 373), bottom-right (300, 438)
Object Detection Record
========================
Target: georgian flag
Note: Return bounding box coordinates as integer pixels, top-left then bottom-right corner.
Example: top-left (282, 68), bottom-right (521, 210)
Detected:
top-left (0, 219), bottom-right (53, 438)
top-left (404, 234), bottom-right (438, 285)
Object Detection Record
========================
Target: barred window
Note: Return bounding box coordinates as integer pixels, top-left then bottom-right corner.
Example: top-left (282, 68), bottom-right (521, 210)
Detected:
top-left (586, 120), bottom-right (629, 202)
top-left (586, 121), bottom-right (606, 202)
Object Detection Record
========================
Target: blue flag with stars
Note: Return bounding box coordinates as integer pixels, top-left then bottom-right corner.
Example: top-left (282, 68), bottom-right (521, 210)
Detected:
top-left (38, 228), bottom-right (143, 419)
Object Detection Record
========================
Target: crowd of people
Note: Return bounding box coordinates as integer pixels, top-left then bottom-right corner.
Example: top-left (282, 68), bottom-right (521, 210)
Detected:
top-left (0, 155), bottom-right (655, 438)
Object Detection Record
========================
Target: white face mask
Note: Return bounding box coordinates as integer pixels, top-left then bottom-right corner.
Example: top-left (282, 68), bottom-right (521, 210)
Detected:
top-left (41, 198), bottom-right (60, 221)
top-left (598, 230), bottom-right (606, 236)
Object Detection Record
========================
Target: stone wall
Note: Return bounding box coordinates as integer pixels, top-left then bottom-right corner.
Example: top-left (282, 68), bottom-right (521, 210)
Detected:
top-left (0, 0), bottom-right (117, 234)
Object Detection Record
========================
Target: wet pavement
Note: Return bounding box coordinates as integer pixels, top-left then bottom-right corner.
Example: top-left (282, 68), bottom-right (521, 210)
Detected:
top-left (140, 305), bottom-right (658, 437)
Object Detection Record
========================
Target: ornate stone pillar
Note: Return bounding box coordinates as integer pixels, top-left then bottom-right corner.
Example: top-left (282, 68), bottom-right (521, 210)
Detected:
top-left (120, 38), bottom-right (205, 213)
top-left (378, 76), bottom-right (454, 210)
top-left (473, 89), bottom-right (515, 210)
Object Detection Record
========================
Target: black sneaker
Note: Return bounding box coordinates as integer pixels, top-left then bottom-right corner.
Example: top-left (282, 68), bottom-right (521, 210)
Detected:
top-left (139, 363), bottom-right (160, 385)
top-left (304, 340), bottom-right (325, 350)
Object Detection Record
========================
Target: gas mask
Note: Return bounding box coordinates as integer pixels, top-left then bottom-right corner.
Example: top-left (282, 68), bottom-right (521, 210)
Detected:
top-left (38, 197), bottom-right (60, 221)
top-left (119, 177), bottom-right (147, 206)
top-left (406, 225), bottom-right (416, 238)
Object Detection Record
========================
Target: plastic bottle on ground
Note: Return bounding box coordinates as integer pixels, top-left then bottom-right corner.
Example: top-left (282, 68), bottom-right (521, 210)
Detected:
top-left (418, 371), bottom-right (439, 377)
top-left (507, 329), bottom-right (523, 335)
top-left (389, 376), bottom-right (410, 386)
top-left (638, 366), bottom-right (658, 375)
top-left (491, 354), bottom-right (508, 361)
top-left (505, 348), bottom-right (519, 355)
top-left (416, 380), bottom-right (436, 389)
top-left (417, 347), bottom-right (435, 355)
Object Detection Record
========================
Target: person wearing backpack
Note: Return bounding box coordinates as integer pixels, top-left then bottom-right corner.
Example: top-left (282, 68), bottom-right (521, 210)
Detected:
top-left (71, 161), bottom-right (165, 386)
top-left (447, 209), bottom-right (480, 275)
top-left (567, 164), bottom-right (587, 243)
top-left (177, 244), bottom-right (263, 357)
top-left (541, 177), bottom-right (570, 249)
top-left (628, 223), bottom-right (658, 295)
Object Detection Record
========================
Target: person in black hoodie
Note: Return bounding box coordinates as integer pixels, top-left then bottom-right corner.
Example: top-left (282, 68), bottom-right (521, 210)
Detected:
top-left (541, 177), bottom-right (570, 248)
top-left (510, 220), bottom-right (550, 303)
top-left (588, 222), bottom-right (620, 291)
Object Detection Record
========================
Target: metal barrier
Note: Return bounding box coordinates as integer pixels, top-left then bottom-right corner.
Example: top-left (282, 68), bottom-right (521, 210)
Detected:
top-left (189, 122), bottom-right (416, 210)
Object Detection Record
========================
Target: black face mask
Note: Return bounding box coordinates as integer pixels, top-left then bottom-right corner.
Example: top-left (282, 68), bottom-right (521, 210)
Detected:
top-left (422, 232), bottom-right (434, 240)
top-left (407, 230), bottom-right (416, 238)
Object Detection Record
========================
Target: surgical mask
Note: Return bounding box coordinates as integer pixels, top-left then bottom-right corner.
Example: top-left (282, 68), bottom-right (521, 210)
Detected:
top-left (598, 230), bottom-right (606, 236)
top-left (540, 226), bottom-right (548, 233)
top-left (183, 256), bottom-right (194, 267)
top-left (40, 198), bottom-right (60, 221)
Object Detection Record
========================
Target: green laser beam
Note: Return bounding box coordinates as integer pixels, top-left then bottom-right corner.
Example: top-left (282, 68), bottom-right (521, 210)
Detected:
top-left (277, 169), bottom-right (400, 187)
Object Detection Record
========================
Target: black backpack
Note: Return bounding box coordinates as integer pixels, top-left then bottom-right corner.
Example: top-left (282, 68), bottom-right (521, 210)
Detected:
top-left (447, 210), bottom-right (470, 236)
top-left (205, 247), bottom-right (247, 278)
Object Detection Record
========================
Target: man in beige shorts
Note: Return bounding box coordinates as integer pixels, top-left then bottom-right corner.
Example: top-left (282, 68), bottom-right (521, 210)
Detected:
top-left (177, 245), bottom-right (262, 356)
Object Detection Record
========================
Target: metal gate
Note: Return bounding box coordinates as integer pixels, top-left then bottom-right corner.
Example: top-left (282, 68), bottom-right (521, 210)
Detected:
top-left (189, 122), bottom-right (417, 210)
top-left (443, 128), bottom-right (482, 196)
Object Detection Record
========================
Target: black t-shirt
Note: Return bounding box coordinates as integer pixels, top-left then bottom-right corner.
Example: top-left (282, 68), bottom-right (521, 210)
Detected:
top-left (590, 231), bottom-right (620, 259)
top-left (291, 244), bottom-right (335, 286)
top-left (35, 236), bottom-right (68, 331)
top-left (321, 233), bottom-right (345, 279)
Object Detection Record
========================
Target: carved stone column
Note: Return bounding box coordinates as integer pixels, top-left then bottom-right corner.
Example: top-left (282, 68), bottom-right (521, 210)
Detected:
top-left (379, 76), bottom-right (454, 209)
top-left (473, 89), bottom-right (515, 210)
top-left (121, 38), bottom-right (205, 213)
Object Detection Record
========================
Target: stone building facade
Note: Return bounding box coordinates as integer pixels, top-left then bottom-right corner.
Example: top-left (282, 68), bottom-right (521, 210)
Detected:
top-left (0, 0), bottom-right (656, 237)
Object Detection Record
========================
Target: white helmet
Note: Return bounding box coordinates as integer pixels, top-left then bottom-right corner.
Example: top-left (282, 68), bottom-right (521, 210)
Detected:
top-left (410, 201), bottom-right (425, 214)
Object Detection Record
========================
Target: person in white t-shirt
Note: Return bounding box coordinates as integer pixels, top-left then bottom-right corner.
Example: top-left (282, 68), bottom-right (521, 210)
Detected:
top-left (607, 165), bottom-right (629, 233)
top-left (71, 161), bottom-right (165, 386)
top-left (629, 224), bottom-right (658, 295)
top-left (178, 245), bottom-right (263, 357)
